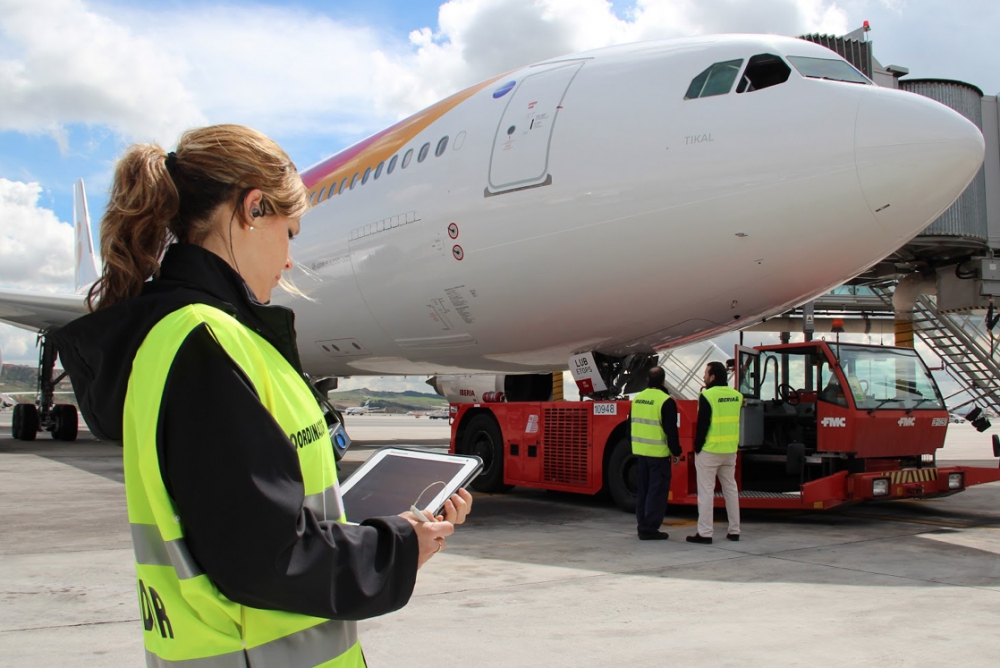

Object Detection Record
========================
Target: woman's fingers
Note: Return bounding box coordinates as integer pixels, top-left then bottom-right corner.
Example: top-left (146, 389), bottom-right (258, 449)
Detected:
top-left (442, 489), bottom-right (473, 524)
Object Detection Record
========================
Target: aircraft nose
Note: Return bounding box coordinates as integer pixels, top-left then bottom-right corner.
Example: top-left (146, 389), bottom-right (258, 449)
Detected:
top-left (855, 86), bottom-right (985, 242)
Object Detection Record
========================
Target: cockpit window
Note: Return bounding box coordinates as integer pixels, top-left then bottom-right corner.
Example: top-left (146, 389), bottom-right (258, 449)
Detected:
top-left (736, 53), bottom-right (791, 93)
top-left (787, 56), bottom-right (871, 85)
top-left (685, 59), bottom-right (743, 99)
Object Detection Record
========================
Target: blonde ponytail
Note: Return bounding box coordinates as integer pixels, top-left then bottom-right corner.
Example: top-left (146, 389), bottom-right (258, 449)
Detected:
top-left (87, 145), bottom-right (177, 311)
top-left (88, 125), bottom-right (308, 311)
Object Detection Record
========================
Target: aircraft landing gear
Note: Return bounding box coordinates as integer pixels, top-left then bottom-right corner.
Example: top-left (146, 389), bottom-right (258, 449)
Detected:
top-left (11, 332), bottom-right (78, 442)
top-left (575, 352), bottom-right (660, 399)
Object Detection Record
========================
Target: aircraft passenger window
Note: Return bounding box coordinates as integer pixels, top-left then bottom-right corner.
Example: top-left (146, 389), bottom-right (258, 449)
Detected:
top-left (435, 136), bottom-right (449, 157)
top-left (361, 166), bottom-right (372, 185)
top-left (310, 190), bottom-right (317, 205)
top-left (317, 186), bottom-right (326, 202)
top-left (387, 155), bottom-right (398, 174)
top-left (736, 53), bottom-right (791, 93)
top-left (350, 172), bottom-right (359, 189)
top-left (374, 161), bottom-right (384, 180)
top-left (402, 149), bottom-right (413, 169)
top-left (340, 178), bottom-right (348, 194)
top-left (685, 59), bottom-right (743, 99)
top-left (787, 56), bottom-right (871, 84)
top-left (417, 142), bottom-right (430, 163)
top-left (328, 182), bottom-right (337, 197)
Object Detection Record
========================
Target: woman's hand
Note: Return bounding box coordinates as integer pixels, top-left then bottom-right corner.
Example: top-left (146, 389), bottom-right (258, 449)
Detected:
top-left (437, 488), bottom-right (473, 525)
top-left (400, 512), bottom-right (454, 568)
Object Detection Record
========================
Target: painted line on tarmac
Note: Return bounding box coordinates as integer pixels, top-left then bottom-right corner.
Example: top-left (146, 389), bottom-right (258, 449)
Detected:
top-left (837, 512), bottom-right (976, 529)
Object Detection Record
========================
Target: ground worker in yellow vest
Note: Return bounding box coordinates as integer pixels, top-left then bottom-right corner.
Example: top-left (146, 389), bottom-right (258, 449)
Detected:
top-left (687, 361), bottom-right (743, 544)
top-left (53, 125), bottom-right (471, 667)
top-left (630, 367), bottom-right (682, 540)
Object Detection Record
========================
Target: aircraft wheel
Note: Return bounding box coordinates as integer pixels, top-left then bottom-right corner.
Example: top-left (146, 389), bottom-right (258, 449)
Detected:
top-left (606, 436), bottom-right (637, 513)
top-left (461, 413), bottom-right (512, 493)
top-left (52, 404), bottom-right (79, 442)
top-left (12, 404), bottom-right (39, 441)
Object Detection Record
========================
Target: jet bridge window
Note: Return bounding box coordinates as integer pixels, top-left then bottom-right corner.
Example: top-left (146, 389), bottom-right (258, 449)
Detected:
top-left (736, 53), bottom-right (790, 93)
top-left (402, 149), bottom-right (414, 169)
top-left (417, 142), bottom-right (431, 163)
top-left (685, 59), bottom-right (743, 99)
top-left (787, 56), bottom-right (871, 84)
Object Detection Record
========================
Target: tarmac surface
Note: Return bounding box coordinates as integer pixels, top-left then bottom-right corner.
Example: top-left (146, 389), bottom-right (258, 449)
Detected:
top-left (1, 411), bottom-right (999, 667)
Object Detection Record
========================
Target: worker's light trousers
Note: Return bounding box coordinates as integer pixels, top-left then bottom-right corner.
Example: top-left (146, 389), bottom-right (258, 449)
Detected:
top-left (695, 451), bottom-right (740, 538)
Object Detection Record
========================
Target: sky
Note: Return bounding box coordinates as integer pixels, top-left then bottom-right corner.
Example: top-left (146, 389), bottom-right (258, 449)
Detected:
top-left (1, 0), bottom-right (999, 392)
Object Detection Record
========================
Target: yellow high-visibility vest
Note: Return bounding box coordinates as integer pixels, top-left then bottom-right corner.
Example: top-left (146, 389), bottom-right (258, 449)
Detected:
top-left (631, 388), bottom-right (671, 457)
top-left (124, 303), bottom-right (363, 667)
top-left (701, 385), bottom-right (743, 454)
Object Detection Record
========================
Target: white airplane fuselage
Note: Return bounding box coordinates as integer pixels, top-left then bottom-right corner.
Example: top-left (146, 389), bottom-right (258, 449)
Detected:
top-left (284, 35), bottom-right (984, 378)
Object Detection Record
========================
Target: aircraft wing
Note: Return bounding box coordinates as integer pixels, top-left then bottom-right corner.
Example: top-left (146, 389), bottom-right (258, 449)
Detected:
top-left (0, 288), bottom-right (88, 332)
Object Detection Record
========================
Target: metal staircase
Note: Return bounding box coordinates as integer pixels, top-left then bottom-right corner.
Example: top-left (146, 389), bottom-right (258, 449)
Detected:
top-left (658, 339), bottom-right (729, 400)
top-left (871, 284), bottom-right (1000, 414)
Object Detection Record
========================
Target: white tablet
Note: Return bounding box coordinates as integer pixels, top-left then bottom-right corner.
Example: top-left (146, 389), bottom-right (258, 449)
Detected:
top-left (340, 448), bottom-right (483, 524)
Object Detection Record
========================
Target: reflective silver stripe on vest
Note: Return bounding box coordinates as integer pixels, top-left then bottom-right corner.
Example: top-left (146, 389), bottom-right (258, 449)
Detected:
top-left (146, 649), bottom-right (248, 668)
top-left (632, 436), bottom-right (667, 445)
top-left (131, 523), bottom-right (205, 580)
top-left (631, 418), bottom-right (661, 426)
top-left (302, 484), bottom-right (344, 522)
top-left (246, 619), bottom-right (358, 668)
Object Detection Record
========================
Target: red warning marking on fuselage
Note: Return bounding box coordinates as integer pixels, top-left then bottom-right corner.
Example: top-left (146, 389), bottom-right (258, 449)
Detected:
top-left (452, 245), bottom-right (464, 261)
top-left (448, 222), bottom-right (459, 239)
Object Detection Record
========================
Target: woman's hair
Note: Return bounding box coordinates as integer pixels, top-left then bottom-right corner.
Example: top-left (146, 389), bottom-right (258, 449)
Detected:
top-left (87, 124), bottom-right (309, 311)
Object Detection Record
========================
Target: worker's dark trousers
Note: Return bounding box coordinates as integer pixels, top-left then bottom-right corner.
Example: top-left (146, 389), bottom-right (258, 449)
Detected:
top-left (635, 455), bottom-right (672, 534)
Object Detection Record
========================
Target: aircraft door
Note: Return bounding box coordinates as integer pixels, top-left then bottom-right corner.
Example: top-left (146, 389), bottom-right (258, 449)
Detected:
top-left (736, 346), bottom-right (764, 447)
top-left (487, 62), bottom-right (583, 195)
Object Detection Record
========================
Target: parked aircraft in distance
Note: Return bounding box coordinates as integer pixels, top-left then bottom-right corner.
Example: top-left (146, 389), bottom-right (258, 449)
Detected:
top-left (0, 34), bottom-right (985, 410)
top-left (342, 399), bottom-right (386, 415)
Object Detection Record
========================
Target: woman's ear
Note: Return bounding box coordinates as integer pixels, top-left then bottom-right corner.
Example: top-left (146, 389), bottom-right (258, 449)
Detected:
top-left (240, 188), bottom-right (265, 230)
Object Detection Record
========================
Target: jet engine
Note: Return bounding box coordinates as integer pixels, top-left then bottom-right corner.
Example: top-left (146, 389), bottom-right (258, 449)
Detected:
top-left (426, 373), bottom-right (563, 403)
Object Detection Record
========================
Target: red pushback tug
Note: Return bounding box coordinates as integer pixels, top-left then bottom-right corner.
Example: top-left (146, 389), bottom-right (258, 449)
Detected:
top-left (448, 342), bottom-right (1000, 511)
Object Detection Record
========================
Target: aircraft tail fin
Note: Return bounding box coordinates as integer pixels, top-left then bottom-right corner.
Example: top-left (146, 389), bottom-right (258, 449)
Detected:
top-left (73, 179), bottom-right (100, 294)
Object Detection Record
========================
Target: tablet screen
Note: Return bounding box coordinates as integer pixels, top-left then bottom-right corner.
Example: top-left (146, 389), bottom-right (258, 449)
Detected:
top-left (342, 453), bottom-right (468, 523)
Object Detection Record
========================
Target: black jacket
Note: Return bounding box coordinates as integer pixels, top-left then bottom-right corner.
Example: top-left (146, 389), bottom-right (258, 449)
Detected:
top-left (53, 244), bottom-right (418, 620)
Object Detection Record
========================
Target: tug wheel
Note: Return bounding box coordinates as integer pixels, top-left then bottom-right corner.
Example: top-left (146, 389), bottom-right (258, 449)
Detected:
top-left (460, 413), bottom-right (512, 493)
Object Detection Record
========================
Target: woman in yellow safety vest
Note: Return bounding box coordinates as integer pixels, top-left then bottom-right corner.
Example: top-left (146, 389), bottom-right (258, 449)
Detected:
top-left (54, 124), bottom-right (470, 667)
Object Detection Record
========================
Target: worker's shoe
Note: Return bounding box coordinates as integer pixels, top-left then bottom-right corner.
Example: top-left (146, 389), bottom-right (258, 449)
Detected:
top-left (638, 531), bottom-right (669, 541)
top-left (726, 533), bottom-right (740, 542)
top-left (686, 534), bottom-right (713, 544)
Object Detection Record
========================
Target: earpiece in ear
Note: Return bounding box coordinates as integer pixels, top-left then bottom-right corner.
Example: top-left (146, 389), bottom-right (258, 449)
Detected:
top-left (251, 207), bottom-right (262, 219)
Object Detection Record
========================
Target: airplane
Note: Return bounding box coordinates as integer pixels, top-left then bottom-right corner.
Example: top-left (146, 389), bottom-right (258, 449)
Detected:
top-left (0, 34), bottom-right (985, 440)
top-left (344, 399), bottom-right (373, 415)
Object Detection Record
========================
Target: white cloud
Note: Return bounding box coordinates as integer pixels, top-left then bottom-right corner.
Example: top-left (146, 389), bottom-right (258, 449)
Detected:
top-left (0, 178), bottom-right (73, 290)
top-left (0, 324), bottom-right (37, 366)
top-left (0, 0), bottom-right (204, 145)
top-left (0, 0), bottom-right (852, 147)
top-left (0, 178), bottom-right (72, 365)
top-left (373, 0), bottom-right (849, 121)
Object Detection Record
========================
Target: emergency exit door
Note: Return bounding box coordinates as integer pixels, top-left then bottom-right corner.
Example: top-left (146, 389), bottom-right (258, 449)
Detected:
top-left (487, 61), bottom-right (583, 195)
